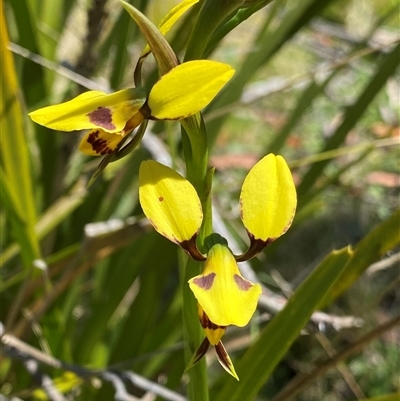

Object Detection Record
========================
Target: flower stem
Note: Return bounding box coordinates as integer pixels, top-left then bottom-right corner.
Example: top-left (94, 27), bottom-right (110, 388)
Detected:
top-left (179, 253), bottom-right (209, 401)
top-left (179, 114), bottom-right (211, 401)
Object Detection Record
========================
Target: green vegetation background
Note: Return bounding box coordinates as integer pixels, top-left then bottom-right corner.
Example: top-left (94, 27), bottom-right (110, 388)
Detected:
top-left (1, 0), bottom-right (399, 400)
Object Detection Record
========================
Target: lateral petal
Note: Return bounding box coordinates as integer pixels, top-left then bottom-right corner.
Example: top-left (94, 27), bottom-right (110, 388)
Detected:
top-left (240, 154), bottom-right (297, 242)
top-left (189, 244), bottom-right (261, 327)
top-left (148, 60), bottom-right (234, 120)
top-left (29, 88), bottom-right (147, 133)
top-left (139, 161), bottom-right (203, 244)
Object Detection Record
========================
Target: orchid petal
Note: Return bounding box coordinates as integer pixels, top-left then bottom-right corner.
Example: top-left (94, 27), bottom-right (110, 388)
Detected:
top-left (189, 244), bottom-right (262, 327)
top-left (78, 129), bottom-right (124, 156)
top-left (148, 60), bottom-right (234, 120)
top-left (240, 154), bottom-right (297, 242)
top-left (139, 160), bottom-right (203, 244)
top-left (29, 88), bottom-right (147, 133)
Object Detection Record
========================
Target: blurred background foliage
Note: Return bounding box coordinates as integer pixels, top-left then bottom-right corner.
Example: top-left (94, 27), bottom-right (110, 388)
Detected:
top-left (1, 0), bottom-right (399, 400)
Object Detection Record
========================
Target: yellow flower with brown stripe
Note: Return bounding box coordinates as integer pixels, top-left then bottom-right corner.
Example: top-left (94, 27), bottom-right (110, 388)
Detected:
top-left (29, 60), bottom-right (234, 156)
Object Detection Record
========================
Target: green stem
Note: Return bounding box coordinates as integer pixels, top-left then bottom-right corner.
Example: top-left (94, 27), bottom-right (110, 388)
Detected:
top-left (179, 3), bottom-right (248, 397)
top-left (204, 0), bottom-right (274, 57)
top-left (179, 253), bottom-right (209, 400)
top-left (184, 0), bottom-right (247, 61)
top-left (179, 114), bottom-right (211, 401)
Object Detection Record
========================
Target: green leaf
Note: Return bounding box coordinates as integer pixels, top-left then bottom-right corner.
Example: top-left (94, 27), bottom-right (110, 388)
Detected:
top-left (0, 180), bottom-right (87, 269)
top-left (319, 209), bottom-right (400, 309)
top-left (1, 8), bottom-right (40, 267)
top-left (214, 246), bottom-right (353, 401)
top-left (184, 0), bottom-right (245, 61)
top-left (204, 0), bottom-right (274, 57)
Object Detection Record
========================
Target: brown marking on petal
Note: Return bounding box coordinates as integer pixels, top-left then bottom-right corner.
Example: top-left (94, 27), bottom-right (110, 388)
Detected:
top-left (87, 130), bottom-right (113, 155)
top-left (234, 274), bottom-right (252, 291)
top-left (199, 309), bottom-right (226, 331)
top-left (180, 233), bottom-right (206, 261)
top-left (193, 273), bottom-right (216, 290)
top-left (139, 101), bottom-right (152, 119)
top-left (159, 196), bottom-right (164, 202)
top-left (192, 337), bottom-right (210, 365)
top-left (87, 107), bottom-right (116, 130)
top-left (215, 341), bottom-right (238, 379)
top-left (280, 209), bottom-right (296, 236)
top-left (234, 232), bottom-right (272, 262)
top-left (215, 342), bottom-right (229, 365)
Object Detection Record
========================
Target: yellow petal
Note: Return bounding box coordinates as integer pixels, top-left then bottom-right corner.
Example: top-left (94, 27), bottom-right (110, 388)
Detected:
top-left (240, 154), bottom-right (297, 241)
top-left (78, 129), bottom-right (125, 156)
top-left (141, 0), bottom-right (199, 57)
top-left (29, 88), bottom-right (147, 133)
top-left (148, 60), bottom-right (234, 120)
top-left (139, 160), bottom-right (203, 244)
top-left (189, 244), bottom-right (262, 327)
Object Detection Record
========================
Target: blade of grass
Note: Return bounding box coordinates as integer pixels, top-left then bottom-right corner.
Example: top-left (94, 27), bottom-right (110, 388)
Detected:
top-left (204, 0), bottom-right (274, 57)
top-left (319, 209), bottom-right (400, 309)
top-left (0, 179), bottom-right (87, 268)
top-left (6, 0), bottom-right (46, 106)
top-left (184, 0), bottom-right (246, 61)
top-left (1, 5), bottom-right (40, 268)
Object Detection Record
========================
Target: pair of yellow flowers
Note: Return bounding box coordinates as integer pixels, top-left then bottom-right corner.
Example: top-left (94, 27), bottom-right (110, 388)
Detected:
top-left (139, 156), bottom-right (296, 379)
top-left (29, 0), bottom-right (297, 380)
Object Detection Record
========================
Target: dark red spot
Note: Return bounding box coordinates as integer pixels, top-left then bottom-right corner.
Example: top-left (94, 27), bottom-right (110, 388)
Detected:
top-left (87, 130), bottom-right (113, 155)
top-left (87, 107), bottom-right (116, 130)
top-left (193, 273), bottom-right (216, 290)
top-left (199, 309), bottom-right (226, 331)
top-left (159, 196), bottom-right (164, 202)
top-left (234, 274), bottom-right (252, 291)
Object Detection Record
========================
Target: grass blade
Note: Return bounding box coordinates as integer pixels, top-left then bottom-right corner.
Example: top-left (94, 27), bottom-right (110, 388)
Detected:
top-left (319, 209), bottom-right (400, 309)
top-left (1, 5), bottom-right (40, 267)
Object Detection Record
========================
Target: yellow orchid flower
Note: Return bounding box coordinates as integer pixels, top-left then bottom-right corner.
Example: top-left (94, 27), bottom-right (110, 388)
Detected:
top-left (139, 154), bottom-right (297, 378)
top-left (29, 60), bottom-right (234, 156)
